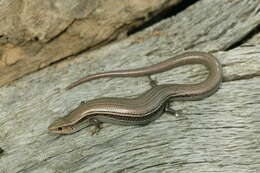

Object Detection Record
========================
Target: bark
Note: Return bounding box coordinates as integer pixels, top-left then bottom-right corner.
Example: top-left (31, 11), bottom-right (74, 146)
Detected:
top-left (0, 0), bottom-right (181, 86)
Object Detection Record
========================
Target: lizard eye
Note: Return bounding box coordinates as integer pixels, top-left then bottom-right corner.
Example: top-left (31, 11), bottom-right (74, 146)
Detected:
top-left (58, 127), bottom-right (63, 131)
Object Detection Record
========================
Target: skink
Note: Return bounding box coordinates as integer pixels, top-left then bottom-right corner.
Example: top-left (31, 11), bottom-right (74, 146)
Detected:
top-left (48, 51), bottom-right (222, 134)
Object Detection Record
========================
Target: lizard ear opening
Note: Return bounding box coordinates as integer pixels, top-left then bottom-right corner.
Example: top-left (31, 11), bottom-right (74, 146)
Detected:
top-left (58, 127), bottom-right (63, 131)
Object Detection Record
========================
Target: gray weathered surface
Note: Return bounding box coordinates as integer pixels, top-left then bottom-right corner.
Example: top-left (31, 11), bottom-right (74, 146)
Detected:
top-left (0, 0), bottom-right (260, 172)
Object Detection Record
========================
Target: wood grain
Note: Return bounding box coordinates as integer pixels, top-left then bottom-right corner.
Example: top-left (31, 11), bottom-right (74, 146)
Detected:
top-left (0, 0), bottom-right (259, 172)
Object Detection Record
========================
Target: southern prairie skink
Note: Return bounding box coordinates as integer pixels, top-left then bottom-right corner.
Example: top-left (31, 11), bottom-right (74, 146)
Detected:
top-left (48, 51), bottom-right (222, 134)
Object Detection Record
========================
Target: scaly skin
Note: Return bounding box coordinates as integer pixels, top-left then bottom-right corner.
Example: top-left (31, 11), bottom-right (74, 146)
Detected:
top-left (48, 51), bottom-right (222, 134)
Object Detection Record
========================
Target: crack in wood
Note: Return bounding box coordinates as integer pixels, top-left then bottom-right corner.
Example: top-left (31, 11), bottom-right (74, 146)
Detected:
top-left (45, 19), bottom-right (76, 44)
top-left (225, 24), bottom-right (260, 51)
top-left (141, 162), bottom-right (170, 170)
top-left (0, 147), bottom-right (4, 155)
top-left (128, 0), bottom-right (200, 35)
top-left (186, 126), bottom-right (248, 130)
top-left (223, 73), bottom-right (260, 82)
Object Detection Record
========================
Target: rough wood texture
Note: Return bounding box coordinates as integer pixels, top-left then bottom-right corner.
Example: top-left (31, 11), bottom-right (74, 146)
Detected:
top-left (0, 0), bottom-right (181, 87)
top-left (0, 0), bottom-right (260, 172)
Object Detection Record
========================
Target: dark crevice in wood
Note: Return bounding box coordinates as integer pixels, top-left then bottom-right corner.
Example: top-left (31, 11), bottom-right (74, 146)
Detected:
top-left (45, 19), bottom-right (76, 44)
top-left (127, 0), bottom-right (200, 35)
top-left (223, 73), bottom-right (260, 82)
top-left (187, 126), bottom-right (248, 130)
top-left (174, 160), bottom-right (218, 165)
top-left (0, 147), bottom-right (4, 155)
top-left (141, 162), bottom-right (169, 170)
top-left (225, 24), bottom-right (260, 51)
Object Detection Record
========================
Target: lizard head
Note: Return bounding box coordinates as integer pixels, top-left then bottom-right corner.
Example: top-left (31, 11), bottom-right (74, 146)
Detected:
top-left (48, 118), bottom-right (75, 134)
top-left (48, 116), bottom-right (91, 135)
top-left (48, 101), bottom-right (94, 134)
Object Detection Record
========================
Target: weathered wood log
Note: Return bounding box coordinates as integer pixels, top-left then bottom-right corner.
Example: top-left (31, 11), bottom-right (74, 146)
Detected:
top-left (0, 0), bottom-right (259, 172)
top-left (0, 0), bottom-right (182, 86)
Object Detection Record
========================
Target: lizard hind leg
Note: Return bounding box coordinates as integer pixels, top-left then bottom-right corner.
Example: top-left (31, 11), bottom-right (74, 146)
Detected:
top-left (148, 76), bottom-right (158, 87)
top-left (88, 118), bottom-right (102, 135)
top-left (164, 102), bottom-right (182, 116)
